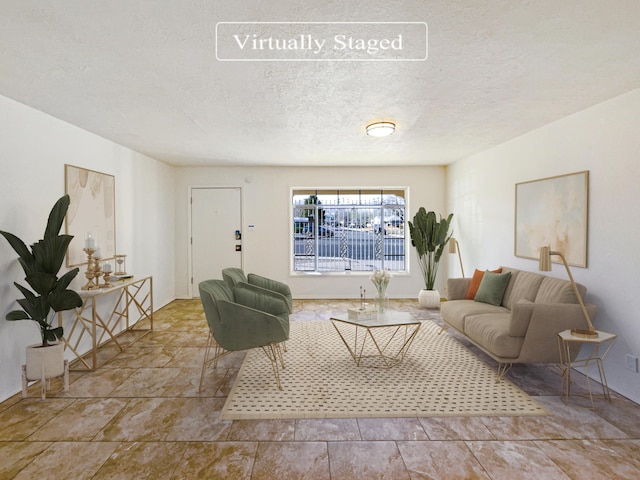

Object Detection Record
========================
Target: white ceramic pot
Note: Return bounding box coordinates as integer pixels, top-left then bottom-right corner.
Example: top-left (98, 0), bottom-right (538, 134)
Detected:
top-left (25, 342), bottom-right (65, 380)
top-left (418, 289), bottom-right (441, 308)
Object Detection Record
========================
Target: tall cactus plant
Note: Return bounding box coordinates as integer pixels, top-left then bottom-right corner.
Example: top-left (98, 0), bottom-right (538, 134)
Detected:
top-left (408, 208), bottom-right (453, 290)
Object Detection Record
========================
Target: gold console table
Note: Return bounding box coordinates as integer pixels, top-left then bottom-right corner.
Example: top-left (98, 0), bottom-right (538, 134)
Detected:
top-left (59, 275), bottom-right (153, 370)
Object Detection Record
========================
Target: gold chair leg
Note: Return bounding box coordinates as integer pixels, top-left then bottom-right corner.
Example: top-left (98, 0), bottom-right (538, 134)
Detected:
top-left (212, 343), bottom-right (224, 369)
top-left (277, 342), bottom-right (286, 369)
top-left (261, 343), bottom-right (283, 390)
top-left (199, 332), bottom-right (232, 393)
top-left (198, 332), bottom-right (214, 393)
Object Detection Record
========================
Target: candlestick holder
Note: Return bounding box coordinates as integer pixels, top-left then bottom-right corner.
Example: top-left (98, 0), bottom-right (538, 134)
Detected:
top-left (102, 271), bottom-right (112, 288)
top-left (82, 247), bottom-right (98, 290)
top-left (92, 255), bottom-right (103, 288)
top-left (360, 286), bottom-right (367, 310)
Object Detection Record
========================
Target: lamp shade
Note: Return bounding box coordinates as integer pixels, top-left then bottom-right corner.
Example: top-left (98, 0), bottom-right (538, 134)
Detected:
top-left (539, 246), bottom-right (552, 271)
top-left (448, 237), bottom-right (457, 253)
top-left (448, 237), bottom-right (465, 278)
top-left (366, 122), bottom-right (395, 137)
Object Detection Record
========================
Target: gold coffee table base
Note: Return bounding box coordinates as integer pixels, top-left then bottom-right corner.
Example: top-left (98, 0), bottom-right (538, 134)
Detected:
top-left (330, 311), bottom-right (421, 368)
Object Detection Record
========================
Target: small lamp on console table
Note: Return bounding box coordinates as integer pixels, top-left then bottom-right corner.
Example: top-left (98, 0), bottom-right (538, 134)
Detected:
top-left (448, 237), bottom-right (465, 278)
top-left (539, 246), bottom-right (597, 338)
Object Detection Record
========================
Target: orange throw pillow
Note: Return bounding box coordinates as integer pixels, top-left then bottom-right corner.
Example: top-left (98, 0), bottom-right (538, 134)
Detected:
top-left (465, 268), bottom-right (503, 300)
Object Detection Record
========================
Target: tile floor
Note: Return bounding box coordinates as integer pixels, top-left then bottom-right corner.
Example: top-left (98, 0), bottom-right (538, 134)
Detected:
top-left (1, 298), bottom-right (640, 479)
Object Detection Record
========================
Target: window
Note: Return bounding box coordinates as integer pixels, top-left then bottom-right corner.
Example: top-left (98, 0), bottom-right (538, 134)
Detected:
top-left (292, 189), bottom-right (406, 273)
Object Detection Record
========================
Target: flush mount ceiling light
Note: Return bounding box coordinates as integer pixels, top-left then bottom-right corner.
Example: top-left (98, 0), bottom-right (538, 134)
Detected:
top-left (366, 122), bottom-right (395, 137)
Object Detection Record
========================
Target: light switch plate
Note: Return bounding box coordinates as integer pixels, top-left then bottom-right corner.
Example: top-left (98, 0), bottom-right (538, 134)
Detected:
top-left (625, 354), bottom-right (639, 373)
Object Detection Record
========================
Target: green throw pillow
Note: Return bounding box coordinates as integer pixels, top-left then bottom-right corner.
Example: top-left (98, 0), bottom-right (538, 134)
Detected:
top-left (474, 270), bottom-right (512, 306)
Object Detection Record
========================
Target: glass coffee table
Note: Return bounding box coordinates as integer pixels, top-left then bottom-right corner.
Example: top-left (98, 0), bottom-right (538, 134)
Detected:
top-left (330, 311), bottom-right (421, 368)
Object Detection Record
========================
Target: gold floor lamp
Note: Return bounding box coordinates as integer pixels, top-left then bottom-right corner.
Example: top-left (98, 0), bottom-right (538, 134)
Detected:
top-left (539, 246), bottom-right (597, 338)
top-left (448, 237), bottom-right (465, 278)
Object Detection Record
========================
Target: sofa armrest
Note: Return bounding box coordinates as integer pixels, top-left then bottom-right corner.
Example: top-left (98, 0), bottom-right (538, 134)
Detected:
top-left (511, 301), bottom-right (597, 337)
top-left (447, 278), bottom-right (471, 300)
top-left (516, 302), bottom-right (597, 363)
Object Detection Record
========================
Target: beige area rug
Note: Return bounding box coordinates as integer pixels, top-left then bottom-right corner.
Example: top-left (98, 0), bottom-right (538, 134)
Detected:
top-left (220, 319), bottom-right (548, 420)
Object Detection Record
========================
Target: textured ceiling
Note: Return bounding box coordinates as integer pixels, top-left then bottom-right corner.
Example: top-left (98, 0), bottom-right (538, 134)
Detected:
top-left (1, 1), bottom-right (639, 167)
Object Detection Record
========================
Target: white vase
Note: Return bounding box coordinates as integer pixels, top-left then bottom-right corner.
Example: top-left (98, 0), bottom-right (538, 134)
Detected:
top-left (25, 342), bottom-right (65, 380)
top-left (418, 289), bottom-right (440, 308)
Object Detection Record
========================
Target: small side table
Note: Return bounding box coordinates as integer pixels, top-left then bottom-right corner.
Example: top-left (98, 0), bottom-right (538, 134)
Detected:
top-left (557, 329), bottom-right (617, 407)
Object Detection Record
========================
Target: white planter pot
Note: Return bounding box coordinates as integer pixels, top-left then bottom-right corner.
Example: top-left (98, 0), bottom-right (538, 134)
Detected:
top-left (418, 289), bottom-right (441, 308)
top-left (25, 342), bottom-right (65, 380)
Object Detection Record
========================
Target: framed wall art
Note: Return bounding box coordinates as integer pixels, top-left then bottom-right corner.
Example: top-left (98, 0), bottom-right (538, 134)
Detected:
top-left (65, 165), bottom-right (116, 267)
top-left (515, 170), bottom-right (589, 267)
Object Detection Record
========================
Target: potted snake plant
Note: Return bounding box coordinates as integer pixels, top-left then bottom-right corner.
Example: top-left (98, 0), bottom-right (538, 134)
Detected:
top-left (408, 208), bottom-right (453, 308)
top-left (0, 194), bottom-right (83, 388)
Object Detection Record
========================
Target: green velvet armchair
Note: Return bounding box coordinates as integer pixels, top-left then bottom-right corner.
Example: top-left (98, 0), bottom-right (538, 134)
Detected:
top-left (222, 267), bottom-right (293, 313)
top-left (198, 279), bottom-right (289, 391)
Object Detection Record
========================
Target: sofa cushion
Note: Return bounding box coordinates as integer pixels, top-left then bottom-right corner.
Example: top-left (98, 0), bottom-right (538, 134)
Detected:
top-left (498, 267), bottom-right (520, 307)
top-left (466, 268), bottom-right (502, 300)
top-left (535, 276), bottom-right (586, 304)
top-left (474, 271), bottom-right (512, 306)
top-left (440, 299), bottom-right (509, 333)
top-left (503, 270), bottom-right (544, 310)
top-left (464, 313), bottom-right (524, 359)
top-left (465, 269), bottom-right (484, 300)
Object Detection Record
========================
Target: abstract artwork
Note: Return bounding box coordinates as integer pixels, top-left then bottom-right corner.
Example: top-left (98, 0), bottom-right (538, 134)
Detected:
top-left (65, 165), bottom-right (116, 266)
top-left (515, 171), bottom-right (589, 267)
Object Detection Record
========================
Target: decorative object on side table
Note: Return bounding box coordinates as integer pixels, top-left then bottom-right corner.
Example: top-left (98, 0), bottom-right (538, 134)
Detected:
top-left (370, 269), bottom-right (391, 313)
top-left (114, 254), bottom-right (127, 275)
top-left (81, 231), bottom-right (98, 289)
top-left (0, 194), bottom-right (83, 398)
top-left (347, 286), bottom-right (376, 319)
top-left (539, 246), bottom-right (596, 338)
top-left (80, 234), bottom-right (118, 289)
top-left (102, 261), bottom-right (113, 287)
top-left (408, 208), bottom-right (453, 308)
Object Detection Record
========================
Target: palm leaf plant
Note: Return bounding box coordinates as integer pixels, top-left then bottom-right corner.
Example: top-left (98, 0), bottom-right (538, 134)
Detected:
top-left (1, 194), bottom-right (83, 346)
top-left (408, 208), bottom-right (453, 290)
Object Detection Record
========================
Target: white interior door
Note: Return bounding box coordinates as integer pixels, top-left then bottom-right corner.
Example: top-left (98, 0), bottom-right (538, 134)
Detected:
top-left (191, 187), bottom-right (242, 296)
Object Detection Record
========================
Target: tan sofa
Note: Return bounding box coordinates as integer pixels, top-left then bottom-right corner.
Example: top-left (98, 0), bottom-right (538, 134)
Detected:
top-left (441, 266), bottom-right (596, 376)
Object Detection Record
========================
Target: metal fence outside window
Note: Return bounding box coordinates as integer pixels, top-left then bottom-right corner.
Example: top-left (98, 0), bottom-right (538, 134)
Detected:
top-left (292, 189), bottom-right (406, 273)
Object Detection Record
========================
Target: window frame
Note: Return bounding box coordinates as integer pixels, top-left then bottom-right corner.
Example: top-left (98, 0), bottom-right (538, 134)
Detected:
top-left (290, 187), bottom-right (410, 276)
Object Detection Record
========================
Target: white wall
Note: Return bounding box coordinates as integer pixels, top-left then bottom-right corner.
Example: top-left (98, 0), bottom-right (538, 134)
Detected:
top-left (174, 166), bottom-right (446, 299)
top-left (446, 88), bottom-right (640, 403)
top-left (0, 95), bottom-right (176, 402)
